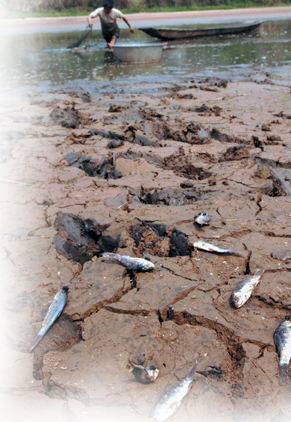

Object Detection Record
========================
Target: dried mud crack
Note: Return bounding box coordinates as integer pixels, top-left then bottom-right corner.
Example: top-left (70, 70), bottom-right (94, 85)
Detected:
top-left (5, 74), bottom-right (291, 422)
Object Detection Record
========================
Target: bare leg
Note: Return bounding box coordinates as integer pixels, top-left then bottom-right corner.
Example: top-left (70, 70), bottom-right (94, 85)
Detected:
top-left (107, 35), bottom-right (117, 48)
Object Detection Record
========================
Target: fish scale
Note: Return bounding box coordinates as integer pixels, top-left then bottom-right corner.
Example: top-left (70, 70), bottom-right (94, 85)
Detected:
top-left (231, 270), bottom-right (264, 308)
top-left (30, 286), bottom-right (69, 353)
top-left (102, 252), bottom-right (155, 271)
top-left (152, 363), bottom-right (197, 422)
top-left (274, 316), bottom-right (291, 384)
top-left (193, 240), bottom-right (243, 256)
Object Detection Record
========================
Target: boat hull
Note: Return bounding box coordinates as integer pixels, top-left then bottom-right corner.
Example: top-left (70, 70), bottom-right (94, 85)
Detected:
top-left (139, 21), bottom-right (262, 41)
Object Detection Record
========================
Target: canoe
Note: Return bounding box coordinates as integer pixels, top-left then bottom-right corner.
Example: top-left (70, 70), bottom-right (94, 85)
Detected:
top-left (113, 43), bottom-right (164, 63)
top-left (139, 21), bottom-right (262, 41)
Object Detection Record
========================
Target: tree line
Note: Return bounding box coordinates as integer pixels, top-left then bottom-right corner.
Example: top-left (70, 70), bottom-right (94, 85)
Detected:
top-left (4, 0), bottom-right (291, 14)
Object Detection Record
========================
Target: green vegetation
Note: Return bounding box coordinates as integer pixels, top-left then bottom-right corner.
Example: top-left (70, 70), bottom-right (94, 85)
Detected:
top-left (1, 8), bottom-right (89, 19)
top-left (1, 1), bottom-right (291, 19)
top-left (124, 2), bottom-right (291, 14)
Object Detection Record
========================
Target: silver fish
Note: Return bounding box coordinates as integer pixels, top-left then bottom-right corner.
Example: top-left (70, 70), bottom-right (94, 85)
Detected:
top-left (231, 270), bottom-right (264, 308)
top-left (129, 359), bottom-right (159, 384)
top-left (30, 286), bottom-right (69, 353)
top-left (274, 316), bottom-right (291, 384)
top-left (193, 240), bottom-right (243, 257)
top-left (102, 252), bottom-right (155, 271)
top-left (152, 363), bottom-right (197, 422)
top-left (194, 212), bottom-right (211, 226)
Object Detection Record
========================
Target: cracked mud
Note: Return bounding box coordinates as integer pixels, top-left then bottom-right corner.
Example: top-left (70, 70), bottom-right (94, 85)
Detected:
top-left (2, 73), bottom-right (291, 422)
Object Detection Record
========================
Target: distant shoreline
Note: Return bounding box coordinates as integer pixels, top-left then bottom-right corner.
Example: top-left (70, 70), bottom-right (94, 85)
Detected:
top-left (1, 6), bottom-right (291, 24)
top-left (1, 6), bottom-right (291, 36)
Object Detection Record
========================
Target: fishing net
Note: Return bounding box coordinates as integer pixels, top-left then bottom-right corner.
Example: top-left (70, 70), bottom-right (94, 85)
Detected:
top-left (67, 26), bottom-right (92, 49)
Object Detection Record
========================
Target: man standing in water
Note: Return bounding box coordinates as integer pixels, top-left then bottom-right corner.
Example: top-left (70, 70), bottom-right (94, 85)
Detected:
top-left (88, 0), bottom-right (134, 47)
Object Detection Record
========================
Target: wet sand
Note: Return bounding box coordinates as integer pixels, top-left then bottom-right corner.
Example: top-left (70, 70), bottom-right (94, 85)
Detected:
top-left (1, 8), bottom-right (291, 422)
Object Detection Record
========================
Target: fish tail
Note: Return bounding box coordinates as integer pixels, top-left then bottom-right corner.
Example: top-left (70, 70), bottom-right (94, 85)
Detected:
top-left (30, 333), bottom-right (44, 353)
top-left (186, 362), bottom-right (198, 381)
top-left (102, 252), bottom-right (120, 261)
top-left (232, 251), bottom-right (244, 257)
top-left (278, 363), bottom-right (289, 385)
top-left (128, 359), bottom-right (143, 370)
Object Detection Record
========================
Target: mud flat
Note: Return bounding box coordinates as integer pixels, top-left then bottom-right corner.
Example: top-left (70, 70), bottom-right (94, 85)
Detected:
top-left (1, 70), bottom-right (291, 422)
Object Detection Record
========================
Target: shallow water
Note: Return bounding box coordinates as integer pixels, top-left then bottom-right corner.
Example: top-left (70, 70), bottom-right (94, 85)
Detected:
top-left (1, 19), bottom-right (291, 95)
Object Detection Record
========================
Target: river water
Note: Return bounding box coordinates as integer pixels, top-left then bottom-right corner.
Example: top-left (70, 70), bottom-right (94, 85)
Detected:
top-left (1, 15), bottom-right (291, 96)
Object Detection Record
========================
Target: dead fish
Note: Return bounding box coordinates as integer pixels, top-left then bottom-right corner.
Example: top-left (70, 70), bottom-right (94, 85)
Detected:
top-left (274, 316), bottom-right (291, 384)
top-left (152, 363), bottom-right (197, 422)
top-left (129, 359), bottom-right (159, 384)
top-left (193, 240), bottom-right (243, 257)
top-left (30, 286), bottom-right (69, 353)
top-left (231, 270), bottom-right (264, 308)
top-left (102, 252), bottom-right (155, 271)
top-left (194, 212), bottom-right (211, 226)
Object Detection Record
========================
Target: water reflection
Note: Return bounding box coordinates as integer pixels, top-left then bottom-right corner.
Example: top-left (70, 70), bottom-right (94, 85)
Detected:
top-left (0, 20), bottom-right (291, 92)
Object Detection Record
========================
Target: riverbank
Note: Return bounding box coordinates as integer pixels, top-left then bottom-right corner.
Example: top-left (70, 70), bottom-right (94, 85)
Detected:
top-left (1, 64), bottom-right (291, 421)
top-left (1, 6), bottom-right (291, 35)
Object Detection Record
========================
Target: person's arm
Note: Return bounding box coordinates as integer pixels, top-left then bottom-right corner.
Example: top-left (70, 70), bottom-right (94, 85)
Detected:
top-left (87, 14), bottom-right (93, 28)
top-left (122, 17), bottom-right (134, 33)
top-left (87, 8), bottom-right (100, 28)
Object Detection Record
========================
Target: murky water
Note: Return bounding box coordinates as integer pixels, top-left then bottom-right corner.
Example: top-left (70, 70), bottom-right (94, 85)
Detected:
top-left (1, 19), bottom-right (291, 94)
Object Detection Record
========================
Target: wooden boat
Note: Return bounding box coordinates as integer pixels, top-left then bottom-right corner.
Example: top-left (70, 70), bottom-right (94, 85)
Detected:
top-left (139, 21), bottom-right (262, 41)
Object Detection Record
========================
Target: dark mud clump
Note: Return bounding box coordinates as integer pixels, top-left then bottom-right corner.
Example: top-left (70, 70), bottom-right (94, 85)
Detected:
top-left (97, 129), bottom-right (125, 141)
top-left (165, 152), bottom-right (212, 180)
top-left (125, 126), bottom-right (159, 147)
top-left (107, 139), bottom-right (124, 149)
top-left (169, 228), bottom-right (194, 257)
top-left (50, 104), bottom-right (92, 128)
top-left (63, 152), bottom-right (122, 179)
top-left (191, 104), bottom-right (222, 116)
top-left (128, 221), bottom-right (193, 257)
top-left (161, 122), bottom-right (211, 145)
top-left (218, 145), bottom-right (250, 162)
top-left (138, 186), bottom-right (199, 205)
top-left (210, 128), bottom-right (245, 144)
top-left (53, 212), bottom-right (119, 265)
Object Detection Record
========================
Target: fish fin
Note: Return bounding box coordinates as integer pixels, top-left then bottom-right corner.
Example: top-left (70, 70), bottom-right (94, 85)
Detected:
top-left (278, 364), bottom-right (289, 385)
top-left (30, 333), bottom-right (44, 353)
top-left (186, 362), bottom-right (198, 381)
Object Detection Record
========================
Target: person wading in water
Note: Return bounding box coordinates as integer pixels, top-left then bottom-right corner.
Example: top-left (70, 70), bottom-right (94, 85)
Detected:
top-left (87, 0), bottom-right (134, 47)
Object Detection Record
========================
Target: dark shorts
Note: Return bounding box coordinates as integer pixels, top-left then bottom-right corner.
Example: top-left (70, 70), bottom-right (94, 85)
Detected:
top-left (102, 25), bottom-right (120, 43)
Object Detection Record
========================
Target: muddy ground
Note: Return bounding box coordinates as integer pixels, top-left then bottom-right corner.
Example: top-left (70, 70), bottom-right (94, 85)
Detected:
top-left (1, 70), bottom-right (291, 422)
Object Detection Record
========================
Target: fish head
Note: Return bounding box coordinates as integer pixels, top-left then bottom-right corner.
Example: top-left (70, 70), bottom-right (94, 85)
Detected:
top-left (283, 315), bottom-right (291, 327)
top-left (231, 292), bottom-right (244, 309)
top-left (62, 286), bottom-right (69, 293)
top-left (145, 365), bottom-right (160, 382)
top-left (140, 259), bottom-right (155, 271)
top-left (194, 212), bottom-right (211, 226)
